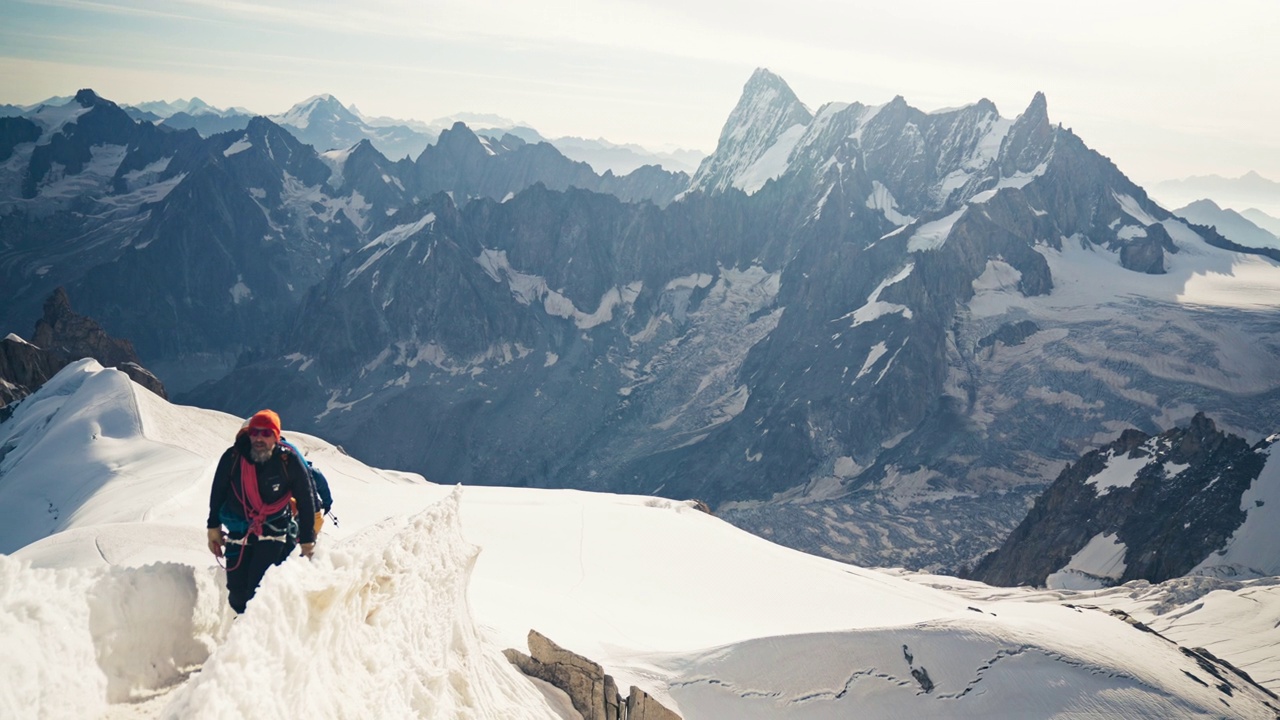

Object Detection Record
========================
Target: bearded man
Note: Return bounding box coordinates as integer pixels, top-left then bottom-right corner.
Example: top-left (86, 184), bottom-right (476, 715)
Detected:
top-left (206, 409), bottom-right (317, 613)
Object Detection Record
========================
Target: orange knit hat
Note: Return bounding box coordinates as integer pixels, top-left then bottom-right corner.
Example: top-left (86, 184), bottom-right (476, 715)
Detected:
top-left (247, 409), bottom-right (282, 440)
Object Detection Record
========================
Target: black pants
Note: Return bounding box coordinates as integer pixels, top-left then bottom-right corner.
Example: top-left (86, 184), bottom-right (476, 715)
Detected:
top-left (225, 537), bottom-right (291, 614)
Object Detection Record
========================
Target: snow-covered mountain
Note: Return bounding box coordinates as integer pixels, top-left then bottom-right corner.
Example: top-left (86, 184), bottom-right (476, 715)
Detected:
top-left (0, 96), bottom-right (75, 119)
top-left (971, 413), bottom-right (1280, 588)
top-left (1175, 198), bottom-right (1280, 251)
top-left (3, 361), bottom-right (1279, 718)
top-left (270, 94), bottom-right (433, 161)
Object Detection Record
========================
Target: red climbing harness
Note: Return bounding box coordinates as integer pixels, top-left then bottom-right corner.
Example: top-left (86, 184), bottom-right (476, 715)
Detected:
top-left (217, 455), bottom-right (294, 572)
top-left (236, 457), bottom-right (293, 538)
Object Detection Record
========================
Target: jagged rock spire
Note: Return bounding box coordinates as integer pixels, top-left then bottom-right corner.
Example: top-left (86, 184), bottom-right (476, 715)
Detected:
top-left (999, 91), bottom-right (1054, 176)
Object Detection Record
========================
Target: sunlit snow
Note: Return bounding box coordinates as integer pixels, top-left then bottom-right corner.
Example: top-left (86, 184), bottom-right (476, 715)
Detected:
top-left (735, 124), bottom-right (806, 195)
top-left (2, 362), bottom-right (1279, 718)
top-left (837, 263), bottom-right (915, 327)
top-left (222, 137), bottom-right (252, 157)
top-left (1085, 449), bottom-right (1151, 495)
top-left (1045, 532), bottom-right (1128, 590)
top-left (907, 208), bottom-right (966, 252)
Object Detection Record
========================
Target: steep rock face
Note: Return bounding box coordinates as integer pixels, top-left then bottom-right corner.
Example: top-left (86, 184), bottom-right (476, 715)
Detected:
top-left (969, 414), bottom-right (1272, 587)
top-left (33, 286), bottom-right (140, 368)
top-left (998, 91), bottom-right (1053, 176)
top-left (22, 90), bottom-right (136, 197)
top-left (68, 133), bottom-right (357, 365)
top-left (0, 117), bottom-right (40, 163)
top-left (185, 185), bottom-right (773, 487)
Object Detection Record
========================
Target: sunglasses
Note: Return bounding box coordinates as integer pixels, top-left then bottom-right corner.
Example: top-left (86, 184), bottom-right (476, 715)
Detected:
top-left (248, 428), bottom-right (276, 438)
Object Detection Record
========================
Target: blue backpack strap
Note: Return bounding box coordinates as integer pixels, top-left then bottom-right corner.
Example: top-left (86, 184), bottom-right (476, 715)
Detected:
top-left (279, 436), bottom-right (327, 513)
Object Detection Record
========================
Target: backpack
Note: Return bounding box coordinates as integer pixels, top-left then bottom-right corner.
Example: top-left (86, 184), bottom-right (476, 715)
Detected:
top-left (280, 436), bottom-right (338, 531)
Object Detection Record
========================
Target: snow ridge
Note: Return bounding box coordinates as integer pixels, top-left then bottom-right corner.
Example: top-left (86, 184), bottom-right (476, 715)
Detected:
top-left (163, 489), bottom-right (557, 719)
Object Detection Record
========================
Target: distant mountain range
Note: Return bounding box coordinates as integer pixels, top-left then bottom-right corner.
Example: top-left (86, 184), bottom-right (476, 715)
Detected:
top-left (1, 93), bottom-right (704, 176)
top-left (1152, 171), bottom-right (1280, 217)
top-left (1173, 199), bottom-right (1280, 251)
top-left (3, 73), bottom-right (1280, 576)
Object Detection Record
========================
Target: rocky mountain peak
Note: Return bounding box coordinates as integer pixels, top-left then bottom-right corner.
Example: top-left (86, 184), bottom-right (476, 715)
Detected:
top-left (433, 122), bottom-right (486, 156)
top-left (186, 97), bottom-right (213, 112)
top-left (687, 68), bottom-right (813, 194)
top-left (1175, 412), bottom-right (1225, 461)
top-left (33, 287), bottom-right (138, 369)
top-left (972, 97), bottom-right (998, 115)
top-left (998, 91), bottom-right (1054, 175)
top-left (73, 88), bottom-right (105, 108)
top-left (236, 116), bottom-right (328, 183)
top-left (244, 114), bottom-right (287, 140)
top-left (733, 68), bottom-right (812, 128)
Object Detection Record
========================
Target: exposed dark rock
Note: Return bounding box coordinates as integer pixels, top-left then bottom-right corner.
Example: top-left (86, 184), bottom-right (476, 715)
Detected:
top-left (504, 629), bottom-right (617, 720)
top-left (977, 320), bottom-right (1040, 349)
top-left (0, 116), bottom-right (40, 163)
top-left (1118, 222), bottom-right (1177, 274)
top-left (903, 644), bottom-right (935, 693)
top-left (33, 286), bottom-right (140, 368)
top-left (999, 92), bottom-right (1053, 176)
top-left (0, 333), bottom-right (59, 407)
top-left (23, 90), bottom-right (139, 198)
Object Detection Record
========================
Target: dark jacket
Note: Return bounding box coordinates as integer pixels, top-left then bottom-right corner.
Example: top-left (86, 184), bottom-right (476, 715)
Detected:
top-left (207, 435), bottom-right (317, 544)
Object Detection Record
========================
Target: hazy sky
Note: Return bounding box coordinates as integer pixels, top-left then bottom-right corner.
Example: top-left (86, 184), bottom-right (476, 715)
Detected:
top-left (2, 0), bottom-right (1277, 186)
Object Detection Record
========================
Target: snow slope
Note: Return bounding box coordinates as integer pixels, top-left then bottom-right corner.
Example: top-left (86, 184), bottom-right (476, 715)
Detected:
top-left (2, 362), bottom-right (1278, 718)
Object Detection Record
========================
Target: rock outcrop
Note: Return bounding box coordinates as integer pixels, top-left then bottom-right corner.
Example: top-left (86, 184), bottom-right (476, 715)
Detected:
top-left (504, 629), bottom-right (681, 720)
top-left (1, 288), bottom-right (166, 410)
top-left (0, 333), bottom-right (59, 407)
